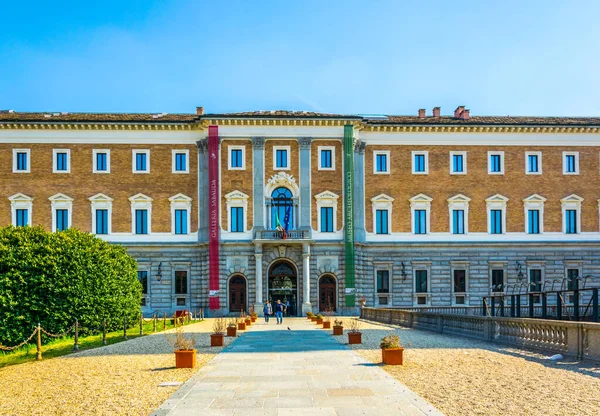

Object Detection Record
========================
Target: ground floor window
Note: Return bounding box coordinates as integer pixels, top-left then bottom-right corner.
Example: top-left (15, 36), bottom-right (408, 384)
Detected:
top-left (174, 270), bottom-right (187, 294)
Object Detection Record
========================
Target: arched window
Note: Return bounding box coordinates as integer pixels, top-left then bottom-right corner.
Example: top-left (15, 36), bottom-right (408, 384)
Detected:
top-left (271, 187), bottom-right (294, 230)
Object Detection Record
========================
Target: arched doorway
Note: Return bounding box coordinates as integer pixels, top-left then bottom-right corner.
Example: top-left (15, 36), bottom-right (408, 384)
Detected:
top-left (229, 275), bottom-right (247, 313)
top-left (319, 274), bottom-right (336, 312)
top-left (268, 260), bottom-right (298, 316)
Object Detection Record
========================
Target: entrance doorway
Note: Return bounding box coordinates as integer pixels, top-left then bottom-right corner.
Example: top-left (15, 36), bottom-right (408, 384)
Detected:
top-left (268, 260), bottom-right (298, 316)
top-left (319, 274), bottom-right (336, 312)
top-left (229, 275), bottom-right (247, 313)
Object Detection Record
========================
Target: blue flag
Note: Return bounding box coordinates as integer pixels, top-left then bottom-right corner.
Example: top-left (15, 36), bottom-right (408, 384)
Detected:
top-left (283, 204), bottom-right (292, 232)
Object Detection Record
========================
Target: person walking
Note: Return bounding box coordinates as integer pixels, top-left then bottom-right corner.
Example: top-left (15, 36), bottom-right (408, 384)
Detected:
top-left (285, 299), bottom-right (291, 317)
top-left (274, 299), bottom-right (284, 325)
top-left (263, 300), bottom-right (272, 323)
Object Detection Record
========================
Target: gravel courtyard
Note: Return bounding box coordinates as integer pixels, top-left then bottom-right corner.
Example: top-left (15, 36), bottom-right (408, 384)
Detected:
top-left (0, 319), bottom-right (234, 416)
top-left (333, 318), bottom-right (600, 416)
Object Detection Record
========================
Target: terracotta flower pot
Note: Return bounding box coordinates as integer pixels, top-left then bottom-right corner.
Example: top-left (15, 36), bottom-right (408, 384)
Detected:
top-left (323, 321), bottom-right (331, 329)
top-left (348, 332), bottom-right (362, 345)
top-left (174, 349), bottom-right (196, 368)
top-left (238, 322), bottom-right (246, 330)
top-left (227, 327), bottom-right (237, 337)
top-left (245, 318), bottom-right (251, 326)
top-left (382, 347), bottom-right (404, 365)
top-left (251, 316), bottom-right (257, 322)
top-left (311, 316), bottom-right (317, 322)
top-left (210, 333), bottom-right (224, 347)
top-left (307, 316), bottom-right (312, 320)
top-left (333, 325), bottom-right (343, 336)
top-left (316, 318), bottom-right (323, 325)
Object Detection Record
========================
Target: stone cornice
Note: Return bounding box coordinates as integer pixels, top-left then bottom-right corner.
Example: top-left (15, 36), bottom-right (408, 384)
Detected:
top-left (0, 122), bottom-right (196, 131)
top-left (201, 118), bottom-right (362, 128)
top-left (365, 125), bottom-right (600, 134)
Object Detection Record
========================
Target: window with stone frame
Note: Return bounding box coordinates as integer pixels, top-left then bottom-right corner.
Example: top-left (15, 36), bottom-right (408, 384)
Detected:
top-left (174, 270), bottom-right (188, 295)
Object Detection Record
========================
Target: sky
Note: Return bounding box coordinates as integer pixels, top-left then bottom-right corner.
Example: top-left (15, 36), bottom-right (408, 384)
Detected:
top-left (1, 0), bottom-right (599, 117)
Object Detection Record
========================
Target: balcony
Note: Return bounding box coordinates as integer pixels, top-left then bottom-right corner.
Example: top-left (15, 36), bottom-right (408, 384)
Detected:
top-left (254, 229), bottom-right (311, 241)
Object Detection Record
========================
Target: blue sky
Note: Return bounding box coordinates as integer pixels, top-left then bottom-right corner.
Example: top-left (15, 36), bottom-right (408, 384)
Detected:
top-left (1, 1), bottom-right (599, 116)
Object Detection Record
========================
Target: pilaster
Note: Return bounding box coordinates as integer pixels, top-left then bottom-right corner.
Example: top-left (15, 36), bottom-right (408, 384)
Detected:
top-left (298, 137), bottom-right (312, 233)
top-left (196, 139), bottom-right (209, 241)
top-left (252, 137), bottom-right (265, 231)
top-left (354, 139), bottom-right (367, 242)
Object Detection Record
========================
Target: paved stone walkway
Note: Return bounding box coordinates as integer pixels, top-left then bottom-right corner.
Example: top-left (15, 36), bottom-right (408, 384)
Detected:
top-left (151, 318), bottom-right (443, 416)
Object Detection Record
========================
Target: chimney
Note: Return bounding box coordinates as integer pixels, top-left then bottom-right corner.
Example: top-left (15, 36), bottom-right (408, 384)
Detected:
top-left (461, 109), bottom-right (470, 120)
top-left (418, 109), bottom-right (426, 119)
top-left (432, 107), bottom-right (441, 118)
top-left (196, 106), bottom-right (204, 115)
top-left (454, 106), bottom-right (465, 118)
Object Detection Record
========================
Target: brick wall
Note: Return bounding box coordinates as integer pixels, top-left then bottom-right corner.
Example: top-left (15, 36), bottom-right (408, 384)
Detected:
top-left (220, 139), bottom-right (253, 230)
top-left (311, 140), bottom-right (343, 230)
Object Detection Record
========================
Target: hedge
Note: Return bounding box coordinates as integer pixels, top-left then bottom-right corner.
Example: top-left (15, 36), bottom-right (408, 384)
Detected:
top-left (0, 226), bottom-right (141, 346)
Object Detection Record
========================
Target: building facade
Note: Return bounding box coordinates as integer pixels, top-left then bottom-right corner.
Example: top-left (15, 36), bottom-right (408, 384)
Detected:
top-left (2, 107), bottom-right (600, 316)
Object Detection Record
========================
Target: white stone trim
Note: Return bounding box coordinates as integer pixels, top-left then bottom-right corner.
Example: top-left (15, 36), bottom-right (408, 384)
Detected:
top-left (317, 146), bottom-right (336, 171)
top-left (371, 193), bottom-right (394, 234)
top-left (525, 151), bottom-right (542, 175)
top-left (92, 149), bottom-right (111, 173)
top-left (273, 145), bottom-right (291, 170)
top-left (52, 149), bottom-right (71, 173)
top-left (169, 193), bottom-right (192, 234)
top-left (129, 193), bottom-right (153, 234)
top-left (449, 151), bottom-right (467, 175)
top-left (9, 193), bottom-right (33, 226)
top-left (411, 151), bottom-right (429, 174)
top-left (373, 150), bottom-right (390, 174)
top-left (486, 194), bottom-right (508, 234)
top-left (12, 149), bottom-right (30, 173)
top-left (561, 194), bottom-right (583, 234)
top-left (523, 194), bottom-right (546, 234)
top-left (447, 194), bottom-right (470, 234)
top-left (409, 193), bottom-right (432, 234)
top-left (132, 149), bottom-right (150, 173)
top-left (487, 151), bottom-right (504, 175)
top-left (225, 190), bottom-right (249, 232)
top-left (562, 151), bottom-right (579, 175)
top-left (314, 190), bottom-right (339, 232)
top-left (227, 145), bottom-right (246, 170)
top-left (89, 193), bottom-right (113, 234)
top-left (49, 193), bottom-right (73, 232)
top-left (171, 149), bottom-right (190, 174)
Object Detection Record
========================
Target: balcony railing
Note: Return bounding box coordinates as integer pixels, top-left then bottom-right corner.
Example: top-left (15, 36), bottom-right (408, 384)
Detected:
top-left (254, 229), bottom-right (310, 240)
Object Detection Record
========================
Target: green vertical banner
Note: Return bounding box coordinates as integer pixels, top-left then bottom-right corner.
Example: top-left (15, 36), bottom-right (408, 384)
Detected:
top-left (343, 125), bottom-right (356, 306)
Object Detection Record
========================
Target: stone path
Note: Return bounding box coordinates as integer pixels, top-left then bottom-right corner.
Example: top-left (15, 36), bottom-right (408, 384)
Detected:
top-left (151, 318), bottom-right (443, 416)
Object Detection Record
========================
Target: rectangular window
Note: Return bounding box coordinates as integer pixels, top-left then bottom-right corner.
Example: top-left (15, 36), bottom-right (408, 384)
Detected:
top-left (491, 269), bottom-right (504, 292)
top-left (529, 269), bottom-right (542, 292)
top-left (13, 149), bottom-right (31, 173)
top-left (138, 271), bottom-right (148, 295)
top-left (375, 153), bottom-right (388, 173)
top-left (135, 209), bottom-right (148, 234)
top-left (567, 268), bottom-right (579, 291)
top-left (95, 209), bottom-right (108, 234)
top-left (17, 152), bottom-right (28, 171)
top-left (320, 207), bottom-right (333, 232)
top-left (414, 209), bottom-right (427, 234)
top-left (453, 270), bottom-right (466, 293)
top-left (275, 149), bottom-right (288, 168)
top-left (375, 209), bottom-right (389, 234)
top-left (565, 209), bottom-right (577, 234)
top-left (96, 153), bottom-right (107, 171)
top-left (175, 153), bottom-right (187, 172)
top-left (490, 154), bottom-right (501, 173)
top-left (16, 209), bottom-right (29, 227)
top-left (528, 209), bottom-right (540, 234)
top-left (136, 153), bottom-right (147, 171)
top-left (321, 149), bottom-right (332, 169)
top-left (415, 270), bottom-right (428, 293)
top-left (414, 154), bottom-right (426, 173)
top-left (55, 152), bottom-right (68, 172)
top-left (452, 209), bottom-right (465, 234)
top-left (452, 154), bottom-right (464, 173)
top-left (490, 209), bottom-right (503, 234)
top-left (230, 207), bottom-right (244, 232)
top-left (376, 270), bottom-right (390, 293)
top-left (55, 209), bottom-right (69, 231)
top-left (174, 209), bottom-right (188, 234)
top-left (564, 154), bottom-right (577, 174)
top-left (174, 270), bottom-right (187, 294)
top-left (231, 149), bottom-right (243, 168)
top-left (527, 154), bottom-right (539, 173)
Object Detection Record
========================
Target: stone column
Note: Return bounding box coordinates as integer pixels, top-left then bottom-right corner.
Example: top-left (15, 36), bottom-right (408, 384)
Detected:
top-left (254, 244), bottom-right (264, 316)
top-left (195, 139), bottom-right (209, 241)
top-left (252, 137), bottom-right (265, 231)
top-left (298, 137), bottom-right (312, 234)
top-left (354, 140), bottom-right (367, 242)
top-left (302, 243), bottom-right (312, 314)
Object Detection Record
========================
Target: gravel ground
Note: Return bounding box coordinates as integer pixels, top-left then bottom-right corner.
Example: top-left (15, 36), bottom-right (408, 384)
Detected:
top-left (332, 318), bottom-right (600, 416)
top-left (0, 319), bottom-right (234, 416)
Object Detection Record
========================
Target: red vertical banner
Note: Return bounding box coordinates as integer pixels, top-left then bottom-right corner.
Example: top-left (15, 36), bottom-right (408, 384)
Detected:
top-left (208, 126), bottom-right (220, 310)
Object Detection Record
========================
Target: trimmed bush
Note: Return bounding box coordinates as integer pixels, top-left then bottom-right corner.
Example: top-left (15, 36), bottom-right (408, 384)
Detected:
top-left (0, 226), bottom-right (141, 346)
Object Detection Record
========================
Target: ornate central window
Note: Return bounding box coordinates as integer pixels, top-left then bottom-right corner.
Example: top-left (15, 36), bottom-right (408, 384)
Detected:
top-left (270, 187), bottom-right (294, 230)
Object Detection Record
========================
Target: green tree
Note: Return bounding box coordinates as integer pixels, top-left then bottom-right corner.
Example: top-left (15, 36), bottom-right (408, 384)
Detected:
top-left (0, 226), bottom-right (141, 346)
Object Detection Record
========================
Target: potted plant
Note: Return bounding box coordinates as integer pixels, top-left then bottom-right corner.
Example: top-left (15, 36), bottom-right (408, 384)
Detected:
top-left (165, 316), bottom-right (197, 368)
top-left (322, 311), bottom-right (331, 329)
top-left (226, 317), bottom-right (237, 337)
top-left (245, 315), bottom-right (252, 326)
top-left (380, 333), bottom-right (403, 365)
top-left (332, 318), bottom-right (343, 336)
top-left (347, 318), bottom-right (362, 345)
top-left (237, 312), bottom-right (246, 330)
top-left (249, 306), bottom-right (257, 323)
top-left (306, 311), bottom-right (314, 320)
top-left (211, 317), bottom-right (226, 347)
top-left (316, 314), bottom-right (323, 325)
top-left (311, 314), bottom-right (318, 322)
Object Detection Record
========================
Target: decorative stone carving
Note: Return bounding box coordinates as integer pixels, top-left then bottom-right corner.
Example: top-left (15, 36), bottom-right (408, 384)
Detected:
top-left (277, 245), bottom-right (287, 258)
top-left (266, 171), bottom-right (300, 196)
top-left (227, 256), bottom-right (248, 274)
top-left (354, 139), bottom-right (367, 154)
top-left (298, 137), bottom-right (312, 149)
top-left (252, 136), bottom-right (265, 149)
top-left (195, 139), bottom-right (208, 153)
top-left (317, 256), bottom-right (339, 275)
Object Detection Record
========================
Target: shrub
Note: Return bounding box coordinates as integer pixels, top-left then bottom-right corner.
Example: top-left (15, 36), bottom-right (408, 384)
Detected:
top-left (334, 318), bottom-right (343, 327)
top-left (348, 318), bottom-right (362, 333)
top-left (380, 333), bottom-right (401, 349)
top-left (0, 226), bottom-right (141, 346)
top-left (316, 314), bottom-right (323, 320)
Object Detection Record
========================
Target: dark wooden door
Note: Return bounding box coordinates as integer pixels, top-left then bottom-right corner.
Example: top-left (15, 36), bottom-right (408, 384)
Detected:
top-left (229, 275), bottom-right (246, 313)
top-left (319, 275), bottom-right (336, 312)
